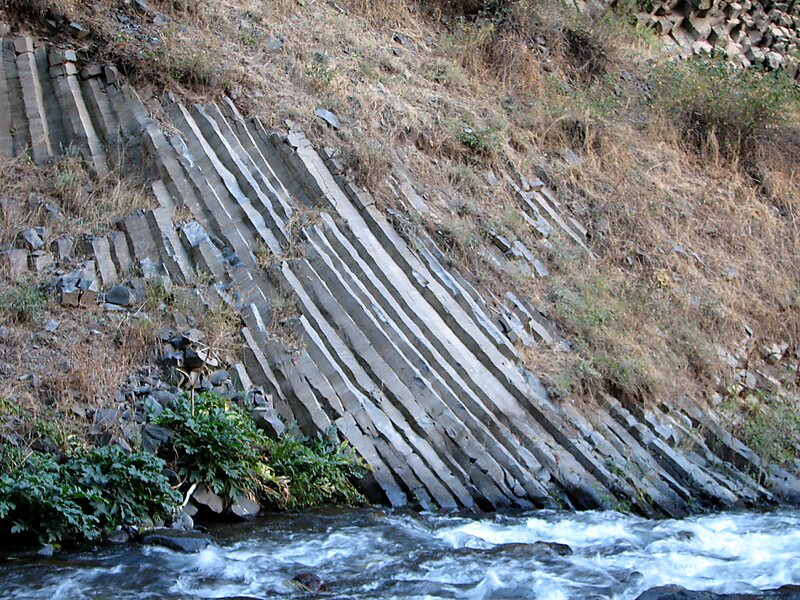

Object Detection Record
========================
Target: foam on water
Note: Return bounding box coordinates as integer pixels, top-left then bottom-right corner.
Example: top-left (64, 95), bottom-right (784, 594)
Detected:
top-left (1, 508), bottom-right (799, 599)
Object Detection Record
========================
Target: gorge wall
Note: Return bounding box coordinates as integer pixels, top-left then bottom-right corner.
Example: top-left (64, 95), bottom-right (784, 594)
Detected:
top-left (2, 25), bottom-right (799, 516)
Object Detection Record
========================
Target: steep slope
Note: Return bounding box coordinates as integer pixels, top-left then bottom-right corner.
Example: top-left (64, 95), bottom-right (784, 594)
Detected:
top-left (2, 25), bottom-right (797, 515)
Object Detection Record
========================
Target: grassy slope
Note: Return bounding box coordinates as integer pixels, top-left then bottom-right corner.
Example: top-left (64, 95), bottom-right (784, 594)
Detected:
top-left (2, 0), bottom-right (799, 464)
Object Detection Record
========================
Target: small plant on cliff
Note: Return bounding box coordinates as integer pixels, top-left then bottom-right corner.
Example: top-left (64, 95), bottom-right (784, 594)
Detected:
top-left (0, 282), bottom-right (50, 323)
top-left (152, 392), bottom-right (288, 503)
top-left (266, 431), bottom-right (369, 510)
top-left (0, 447), bottom-right (179, 545)
top-left (653, 56), bottom-right (798, 165)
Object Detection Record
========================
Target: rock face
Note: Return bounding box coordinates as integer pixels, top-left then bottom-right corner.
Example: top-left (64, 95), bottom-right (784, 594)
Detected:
top-left (1, 27), bottom-right (798, 514)
top-left (634, 0), bottom-right (800, 72)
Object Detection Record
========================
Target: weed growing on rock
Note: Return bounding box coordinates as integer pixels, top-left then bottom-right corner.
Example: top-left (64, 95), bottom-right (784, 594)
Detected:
top-left (0, 282), bottom-right (50, 324)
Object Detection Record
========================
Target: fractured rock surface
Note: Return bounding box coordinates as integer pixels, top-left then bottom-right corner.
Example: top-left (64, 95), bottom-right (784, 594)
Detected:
top-left (1, 27), bottom-right (797, 514)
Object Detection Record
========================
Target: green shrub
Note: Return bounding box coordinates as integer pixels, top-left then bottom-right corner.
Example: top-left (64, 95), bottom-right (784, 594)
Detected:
top-left (266, 432), bottom-right (369, 510)
top-left (734, 396), bottom-right (800, 466)
top-left (652, 56), bottom-right (798, 163)
top-left (153, 392), bottom-right (286, 502)
top-left (0, 282), bottom-right (49, 323)
top-left (0, 447), bottom-right (179, 545)
top-left (65, 446), bottom-right (180, 531)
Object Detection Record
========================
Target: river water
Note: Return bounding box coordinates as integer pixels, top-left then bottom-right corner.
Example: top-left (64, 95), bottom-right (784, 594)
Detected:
top-left (1, 508), bottom-right (799, 599)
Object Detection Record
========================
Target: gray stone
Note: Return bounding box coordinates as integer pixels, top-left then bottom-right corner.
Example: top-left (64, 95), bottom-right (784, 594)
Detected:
top-left (230, 495), bottom-right (260, 519)
top-left (210, 369), bottom-right (230, 386)
top-left (252, 406), bottom-right (285, 438)
top-left (267, 36), bottom-right (284, 51)
top-left (104, 528), bottom-right (131, 544)
top-left (44, 319), bottom-right (59, 333)
top-left (193, 483), bottom-right (225, 513)
top-left (69, 22), bottom-right (90, 39)
top-left (106, 284), bottom-right (136, 307)
top-left (20, 228), bottom-right (45, 250)
top-left (314, 107), bottom-right (340, 130)
top-left (32, 252), bottom-right (54, 273)
top-left (7, 249), bottom-right (28, 276)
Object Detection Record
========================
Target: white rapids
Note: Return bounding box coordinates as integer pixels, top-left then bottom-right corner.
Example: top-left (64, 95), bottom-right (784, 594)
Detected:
top-left (1, 508), bottom-right (799, 599)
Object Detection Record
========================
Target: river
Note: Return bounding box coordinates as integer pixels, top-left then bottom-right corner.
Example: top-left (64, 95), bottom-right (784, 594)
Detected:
top-left (1, 508), bottom-right (799, 599)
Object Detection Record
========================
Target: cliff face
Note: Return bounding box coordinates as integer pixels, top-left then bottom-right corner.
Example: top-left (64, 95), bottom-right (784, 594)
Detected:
top-left (2, 24), bottom-right (797, 515)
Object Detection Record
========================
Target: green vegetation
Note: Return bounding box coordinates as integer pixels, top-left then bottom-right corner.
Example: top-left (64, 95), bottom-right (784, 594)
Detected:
top-left (152, 392), bottom-right (287, 503)
top-left (267, 432), bottom-right (369, 510)
top-left (153, 392), bottom-right (368, 509)
top-left (0, 447), bottom-right (179, 545)
top-left (653, 56), bottom-right (799, 164)
top-left (726, 394), bottom-right (800, 467)
top-left (0, 281), bottom-right (50, 323)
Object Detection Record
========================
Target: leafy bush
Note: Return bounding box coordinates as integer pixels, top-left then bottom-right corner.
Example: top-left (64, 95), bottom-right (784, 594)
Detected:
top-left (266, 433), bottom-right (369, 510)
top-left (153, 392), bottom-right (286, 502)
top-left (65, 446), bottom-right (180, 531)
top-left (653, 57), bottom-right (798, 164)
top-left (0, 447), bottom-right (179, 545)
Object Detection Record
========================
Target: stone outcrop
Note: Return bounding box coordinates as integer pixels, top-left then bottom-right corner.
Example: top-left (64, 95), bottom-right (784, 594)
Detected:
top-left (637, 0), bottom-right (800, 72)
top-left (1, 28), bottom-right (798, 515)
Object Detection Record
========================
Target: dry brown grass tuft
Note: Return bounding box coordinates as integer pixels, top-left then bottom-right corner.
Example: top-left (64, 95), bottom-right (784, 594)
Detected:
top-left (0, 154), bottom-right (154, 251)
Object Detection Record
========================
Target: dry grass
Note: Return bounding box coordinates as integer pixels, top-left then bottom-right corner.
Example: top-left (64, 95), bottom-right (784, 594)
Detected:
top-left (0, 154), bottom-right (154, 256)
top-left (0, 298), bottom-right (161, 453)
top-left (2, 0), bottom-right (798, 427)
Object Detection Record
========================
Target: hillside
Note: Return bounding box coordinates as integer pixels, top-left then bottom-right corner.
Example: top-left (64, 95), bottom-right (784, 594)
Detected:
top-left (0, 0), bottom-right (798, 527)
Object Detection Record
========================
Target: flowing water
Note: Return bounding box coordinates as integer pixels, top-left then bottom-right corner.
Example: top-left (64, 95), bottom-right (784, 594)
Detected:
top-left (1, 508), bottom-right (799, 599)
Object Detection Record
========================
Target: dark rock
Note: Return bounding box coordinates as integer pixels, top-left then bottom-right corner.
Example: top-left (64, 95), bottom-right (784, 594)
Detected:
top-left (532, 541), bottom-right (573, 556)
top-left (69, 22), bottom-right (90, 39)
top-left (106, 284), bottom-right (136, 307)
top-left (141, 423), bottom-right (173, 453)
top-left (104, 528), bottom-right (131, 544)
top-left (210, 369), bottom-right (230, 386)
top-left (635, 585), bottom-right (800, 600)
top-left (162, 467), bottom-right (180, 486)
top-left (392, 32), bottom-right (410, 47)
top-left (141, 530), bottom-right (211, 553)
top-left (152, 389), bottom-right (178, 409)
top-left (292, 573), bottom-right (328, 593)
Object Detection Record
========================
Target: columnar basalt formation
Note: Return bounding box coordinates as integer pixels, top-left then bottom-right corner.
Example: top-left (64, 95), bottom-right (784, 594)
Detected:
top-left (2, 29), bottom-right (798, 515)
top-left (638, 0), bottom-right (800, 71)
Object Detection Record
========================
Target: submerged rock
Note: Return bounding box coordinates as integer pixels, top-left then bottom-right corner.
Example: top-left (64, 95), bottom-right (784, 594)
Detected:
top-left (141, 529), bottom-right (211, 553)
top-left (635, 585), bottom-right (800, 599)
top-left (292, 573), bottom-right (328, 593)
